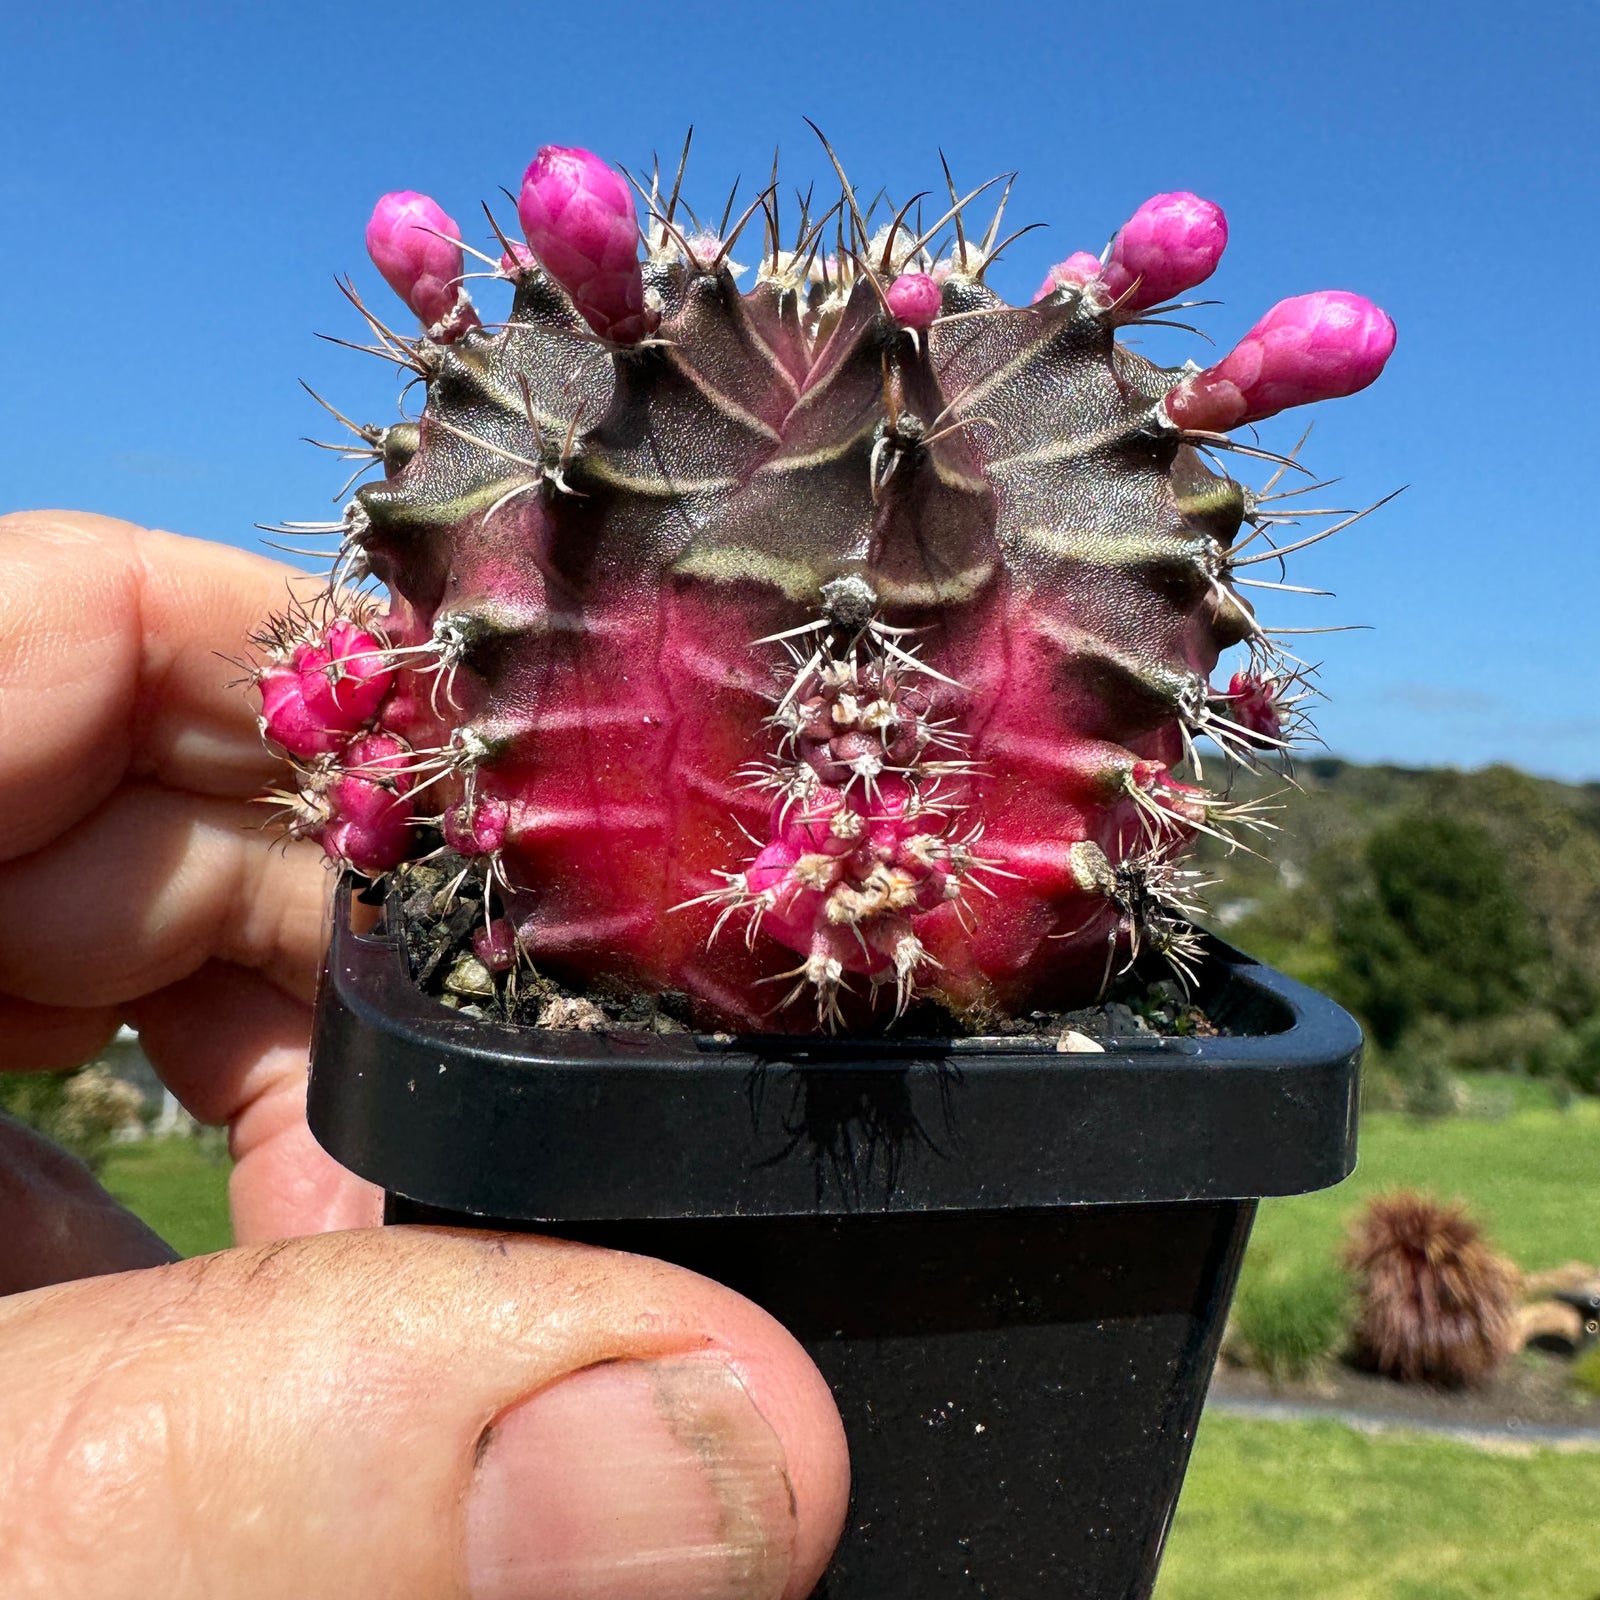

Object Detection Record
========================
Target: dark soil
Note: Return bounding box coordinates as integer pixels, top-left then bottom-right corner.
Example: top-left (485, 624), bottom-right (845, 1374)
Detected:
top-left (370, 852), bottom-right (1230, 1040)
top-left (1212, 1350), bottom-right (1600, 1439)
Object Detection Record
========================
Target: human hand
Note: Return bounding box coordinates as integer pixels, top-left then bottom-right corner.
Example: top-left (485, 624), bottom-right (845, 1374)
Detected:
top-left (0, 511), bottom-right (850, 1598)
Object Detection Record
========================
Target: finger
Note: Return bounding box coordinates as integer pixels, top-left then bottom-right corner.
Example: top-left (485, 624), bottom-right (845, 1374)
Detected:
top-left (0, 996), bottom-right (121, 1072)
top-left (0, 1115), bottom-right (177, 1294)
top-left (0, 786), bottom-right (329, 1009)
top-left (0, 511), bottom-right (318, 864)
top-left (0, 1229), bottom-right (850, 1600)
top-left (129, 962), bottom-right (382, 1243)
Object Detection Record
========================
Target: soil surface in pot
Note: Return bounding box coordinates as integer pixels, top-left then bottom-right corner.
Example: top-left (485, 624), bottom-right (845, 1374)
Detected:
top-left (1212, 1351), bottom-right (1600, 1439)
top-left (368, 853), bottom-right (1233, 1041)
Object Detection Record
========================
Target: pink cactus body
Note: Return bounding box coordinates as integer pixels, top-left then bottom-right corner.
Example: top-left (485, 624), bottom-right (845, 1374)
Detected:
top-left (1100, 192), bottom-right (1227, 313)
top-left (1033, 251), bottom-right (1105, 303)
top-left (259, 140), bottom-right (1395, 1030)
top-left (365, 191), bottom-right (477, 337)
top-left (517, 146), bottom-right (655, 343)
top-left (886, 272), bottom-right (942, 329)
top-left (1165, 291), bottom-right (1397, 432)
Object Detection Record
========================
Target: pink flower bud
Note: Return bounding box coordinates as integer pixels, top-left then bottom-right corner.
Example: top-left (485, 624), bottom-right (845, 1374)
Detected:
top-left (885, 272), bottom-right (941, 329)
top-left (444, 794), bottom-right (510, 856)
top-left (499, 241), bottom-right (535, 279)
top-left (341, 732), bottom-right (413, 791)
top-left (1100, 192), bottom-right (1222, 313)
top-left (1221, 673), bottom-right (1283, 742)
top-left (322, 765), bottom-right (413, 875)
top-left (517, 145), bottom-right (654, 343)
top-left (366, 192), bottom-right (469, 330)
top-left (1164, 291), bottom-right (1397, 431)
top-left (1099, 193), bottom-right (1227, 313)
top-left (1032, 252), bottom-right (1104, 303)
top-left (473, 918), bottom-right (519, 973)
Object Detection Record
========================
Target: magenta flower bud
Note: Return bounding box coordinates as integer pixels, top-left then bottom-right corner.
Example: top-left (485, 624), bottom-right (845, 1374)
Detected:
top-left (366, 191), bottom-right (468, 330)
top-left (444, 794), bottom-right (510, 857)
top-left (499, 241), bottom-right (536, 279)
top-left (885, 272), bottom-right (941, 329)
top-left (1032, 251), bottom-right (1105, 304)
top-left (1098, 193), bottom-right (1227, 313)
top-left (341, 732), bottom-right (414, 791)
top-left (517, 145), bottom-right (654, 343)
top-left (473, 918), bottom-right (519, 973)
top-left (321, 757), bottom-right (414, 874)
top-left (1222, 673), bottom-right (1283, 743)
top-left (1165, 291), bottom-right (1397, 432)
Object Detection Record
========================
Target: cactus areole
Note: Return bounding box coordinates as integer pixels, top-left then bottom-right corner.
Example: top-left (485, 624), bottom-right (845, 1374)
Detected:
top-left (255, 135), bottom-right (1396, 1034)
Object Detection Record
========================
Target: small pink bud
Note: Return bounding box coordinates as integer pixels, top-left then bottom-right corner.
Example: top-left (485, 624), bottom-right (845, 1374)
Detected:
top-left (684, 230), bottom-right (724, 264)
top-left (473, 918), bottom-right (519, 973)
top-left (517, 145), bottom-right (654, 343)
top-left (444, 794), bottom-right (510, 857)
top-left (1164, 291), bottom-right (1397, 431)
top-left (296, 621), bottom-right (394, 729)
top-left (1222, 673), bottom-right (1283, 743)
top-left (1100, 193), bottom-right (1228, 313)
top-left (498, 241), bottom-right (535, 278)
top-left (366, 192), bottom-right (471, 332)
top-left (321, 760), bottom-right (413, 875)
top-left (885, 272), bottom-right (941, 329)
top-left (341, 731), bottom-right (413, 791)
top-left (1032, 251), bottom-right (1104, 303)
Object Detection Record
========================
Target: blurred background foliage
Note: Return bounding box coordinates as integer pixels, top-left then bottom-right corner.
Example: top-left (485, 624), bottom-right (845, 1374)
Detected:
top-left (1199, 760), bottom-right (1600, 1113)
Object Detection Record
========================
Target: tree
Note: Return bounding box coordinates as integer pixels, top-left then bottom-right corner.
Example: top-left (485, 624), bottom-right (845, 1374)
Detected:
top-left (1330, 813), bottom-right (1534, 1048)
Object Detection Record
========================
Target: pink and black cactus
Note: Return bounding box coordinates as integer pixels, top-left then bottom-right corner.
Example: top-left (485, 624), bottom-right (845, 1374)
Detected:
top-left (253, 134), bottom-right (1395, 1032)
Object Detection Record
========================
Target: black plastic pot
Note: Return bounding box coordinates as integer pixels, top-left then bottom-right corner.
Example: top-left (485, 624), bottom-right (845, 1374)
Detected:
top-left (309, 888), bottom-right (1361, 1599)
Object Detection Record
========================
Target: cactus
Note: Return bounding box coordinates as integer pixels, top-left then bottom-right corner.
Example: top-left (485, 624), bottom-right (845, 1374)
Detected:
top-left (1344, 1191), bottom-right (1520, 1388)
top-left (253, 133), bottom-right (1395, 1032)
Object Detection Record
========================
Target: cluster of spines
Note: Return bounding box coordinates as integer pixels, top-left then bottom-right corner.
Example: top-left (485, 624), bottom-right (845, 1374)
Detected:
top-left (683, 577), bottom-right (997, 1025)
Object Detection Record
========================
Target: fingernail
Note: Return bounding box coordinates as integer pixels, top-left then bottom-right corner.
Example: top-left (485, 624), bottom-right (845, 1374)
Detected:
top-left (466, 1358), bottom-right (797, 1600)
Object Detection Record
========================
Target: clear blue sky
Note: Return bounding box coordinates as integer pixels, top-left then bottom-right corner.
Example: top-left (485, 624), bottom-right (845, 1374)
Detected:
top-left (4, 1), bottom-right (1596, 779)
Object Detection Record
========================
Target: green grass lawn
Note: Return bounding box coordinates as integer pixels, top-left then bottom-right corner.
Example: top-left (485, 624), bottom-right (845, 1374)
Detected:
top-left (101, 1136), bottom-right (232, 1259)
top-left (1249, 1095), bottom-right (1600, 1278)
top-left (1159, 1414), bottom-right (1600, 1600)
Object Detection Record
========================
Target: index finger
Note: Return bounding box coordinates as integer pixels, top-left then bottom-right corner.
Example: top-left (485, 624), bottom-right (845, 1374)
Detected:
top-left (0, 510), bottom-right (321, 864)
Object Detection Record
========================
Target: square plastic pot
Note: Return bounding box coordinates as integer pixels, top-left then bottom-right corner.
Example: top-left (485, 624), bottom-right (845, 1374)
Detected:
top-left (309, 887), bottom-right (1361, 1599)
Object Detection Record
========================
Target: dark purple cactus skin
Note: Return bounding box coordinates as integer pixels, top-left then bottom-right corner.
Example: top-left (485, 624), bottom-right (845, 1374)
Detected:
top-left (257, 142), bottom-right (1394, 1032)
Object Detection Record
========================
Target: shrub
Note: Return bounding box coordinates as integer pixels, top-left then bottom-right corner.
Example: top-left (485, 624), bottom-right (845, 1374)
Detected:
top-left (0, 1065), bottom-right (144, 1175)
top-left (1344, 1190), bottom-right (1520, 1387)
top-left (1231, 1248), bottom-right (1352, 1383)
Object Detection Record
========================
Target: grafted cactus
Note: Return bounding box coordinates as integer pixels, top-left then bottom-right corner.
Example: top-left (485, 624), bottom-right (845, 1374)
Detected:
top-left (254, 134), bottom-right (1395, 1031)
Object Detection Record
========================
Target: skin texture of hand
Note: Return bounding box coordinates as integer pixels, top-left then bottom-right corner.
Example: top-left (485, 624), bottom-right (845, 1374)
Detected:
top-left (0, 511), bottom-right (850, 1599)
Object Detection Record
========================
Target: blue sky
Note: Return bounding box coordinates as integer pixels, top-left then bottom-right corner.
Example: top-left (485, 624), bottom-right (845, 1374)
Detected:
top-left (4, 0), bottom-right (1596, 779)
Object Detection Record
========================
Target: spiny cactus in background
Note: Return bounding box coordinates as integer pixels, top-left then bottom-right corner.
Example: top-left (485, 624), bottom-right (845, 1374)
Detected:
top-left (1344, 1191), bottom-right (1520, 1387)
top-left (253, 131), bottom-right (1396, 1032)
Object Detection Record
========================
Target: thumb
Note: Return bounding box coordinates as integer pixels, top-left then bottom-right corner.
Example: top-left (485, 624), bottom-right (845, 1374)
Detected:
top-left (0, 1228), bottom-right (849, 1600)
